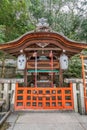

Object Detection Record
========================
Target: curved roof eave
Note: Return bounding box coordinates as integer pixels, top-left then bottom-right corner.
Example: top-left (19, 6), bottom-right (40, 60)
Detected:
top-left (52, 31), bottom-right (86, 44)
top-left (0, 30), bottom-right (87, 45)
top-left (0, 31), bottom-right (87, 56)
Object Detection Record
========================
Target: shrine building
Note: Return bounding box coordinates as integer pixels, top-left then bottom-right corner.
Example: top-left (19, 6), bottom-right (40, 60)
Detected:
top-left (0, 18), bottom-right (87, 114)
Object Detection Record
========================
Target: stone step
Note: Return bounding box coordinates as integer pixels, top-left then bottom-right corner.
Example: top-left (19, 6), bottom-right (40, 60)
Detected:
top-left (14, 109), bottom-right (74, 113)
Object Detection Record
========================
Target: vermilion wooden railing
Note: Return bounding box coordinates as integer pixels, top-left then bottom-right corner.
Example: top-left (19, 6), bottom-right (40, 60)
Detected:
top-left (15, 83), bottom-right (74, 110)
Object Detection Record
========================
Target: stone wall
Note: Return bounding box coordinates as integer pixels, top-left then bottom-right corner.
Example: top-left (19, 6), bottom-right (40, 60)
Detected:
top-left (0, 59), bottom-right (16, 78)
top-left (0, 66), bottom-right (16, 78)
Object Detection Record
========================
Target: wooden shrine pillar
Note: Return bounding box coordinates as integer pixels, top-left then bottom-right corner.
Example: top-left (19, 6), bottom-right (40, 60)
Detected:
top-left (34, 52), bottom-right (37, 87)
top-left (24, 57), bottom-right (27, 87)
top-left (49, 51), bottom-right (53, 87)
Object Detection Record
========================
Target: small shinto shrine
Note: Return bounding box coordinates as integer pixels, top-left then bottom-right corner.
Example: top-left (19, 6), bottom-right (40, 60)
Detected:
top-left (0, 18), bottom-right (87, 112)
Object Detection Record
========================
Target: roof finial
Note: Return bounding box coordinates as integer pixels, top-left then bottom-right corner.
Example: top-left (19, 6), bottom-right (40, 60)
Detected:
top-left (36, 18), bottom-right (51, 32)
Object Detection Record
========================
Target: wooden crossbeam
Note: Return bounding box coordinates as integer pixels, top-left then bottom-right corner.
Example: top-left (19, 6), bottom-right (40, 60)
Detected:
top-left (24, 48), bottom-right (61, 51)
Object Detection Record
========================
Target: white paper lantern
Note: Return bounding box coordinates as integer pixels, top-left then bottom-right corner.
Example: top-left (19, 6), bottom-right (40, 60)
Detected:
top-left (60, 54), bottom-right (68, 70)
top-left (17, 54), bottom-right (26, 70)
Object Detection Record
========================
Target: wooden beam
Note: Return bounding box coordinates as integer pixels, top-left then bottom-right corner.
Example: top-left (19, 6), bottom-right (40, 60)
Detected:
top-left (24, 48), bottom-right (61, 51)
top-left (27, 66), bottom-right (59, 69)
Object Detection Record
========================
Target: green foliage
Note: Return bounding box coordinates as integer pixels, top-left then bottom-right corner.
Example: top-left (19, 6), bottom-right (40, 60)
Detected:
top-left (0, 25), bottom-right (5, 43)
top-left (64, 55), bottom-right (82, 78)
top-left (16, 73), bottom-right (23, 78)
top-left (78, 19), bottom-right (87, 42)
top-left (29, 0), bottom-right (45, 19)
top-left (0, 0), bottom-right (35, 42)
top-left (0, 0), bottom-right (86, 43)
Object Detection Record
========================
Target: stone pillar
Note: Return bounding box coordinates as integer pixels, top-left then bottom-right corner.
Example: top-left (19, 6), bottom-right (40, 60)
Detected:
top-left (72, 83), bottom-right (78, 112)
top-left (79, 83), bottom-right (85, 114)
top-left (0, 83), bottom-right (2, 98)
top-left (3, 83), bottom-right (9, 110)
top-left (10, 83), bottom-right (16, 111)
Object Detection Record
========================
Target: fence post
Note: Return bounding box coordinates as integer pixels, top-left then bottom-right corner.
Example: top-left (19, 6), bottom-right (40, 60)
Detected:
top-left (0, 83), bottom-right (2, 98)
top-left (79, 83), bottom-right (85, 114)
top-left (3, 83), bottom-right (9, 110)
top-left (10, 83), bottom-right (16, 111)
top-left (72, 83), bottom-right (78, 112)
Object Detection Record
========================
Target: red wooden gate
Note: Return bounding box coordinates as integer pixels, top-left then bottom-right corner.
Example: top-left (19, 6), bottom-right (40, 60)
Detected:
top-left (15, 83), bottom-right (74, 110)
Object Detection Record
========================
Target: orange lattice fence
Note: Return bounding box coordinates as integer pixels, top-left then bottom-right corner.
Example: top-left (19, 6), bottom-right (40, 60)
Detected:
top-left (15, 83), bottom-right (74, 110)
